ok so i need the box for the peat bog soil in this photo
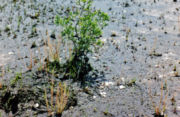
[0,0,180,117]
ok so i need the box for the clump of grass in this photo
[44,80,69,116]
[10,72,23,87]
[149,82,168,117]
[43,31,63,72]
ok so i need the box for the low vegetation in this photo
[55,0,109,81]
[0,0,109,116]
[0,0,178,117]
[44,80,69,116]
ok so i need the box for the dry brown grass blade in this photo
[56,82,60,113]
[158,82,164,113]
[162,84,168,114]
[155,107,160,116]
[60,83,64,113]
[0,82,2,89]
[149,88,157,113]
[51,79,54,109]
[44,86,51,116]
[0,66,4,89]
[47,36,53,60]
[43,37,48,57]
[27,50,33,70]
[37,47,44,71]
[17,49,27,69]
[54,39,61,61]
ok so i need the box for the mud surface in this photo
[0,0,180,117]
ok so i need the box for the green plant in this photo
[55,0,109,80]
[10,72,23,87]
[126,78,136,86]
[0,66,5,78]
[17,16,22,30]
[44,80,69,116]
[103,104,110,115]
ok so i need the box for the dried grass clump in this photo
[44,80,69,116]
[149,81,168,117]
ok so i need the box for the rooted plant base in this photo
[64,55,93,82]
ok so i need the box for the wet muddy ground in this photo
[0,0,180,117]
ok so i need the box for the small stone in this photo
[104,81,114,86]
[155,65,160,68]
[34,103,39,108]
[8,52,14,55]
[119,85,125,89]
[99,90,106,97]
[120,77,125,84]
[70,106,74,109]
[92,56,97,60]
[111,31,117,37]
[159,74,164,78]
[177,106,180,111]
